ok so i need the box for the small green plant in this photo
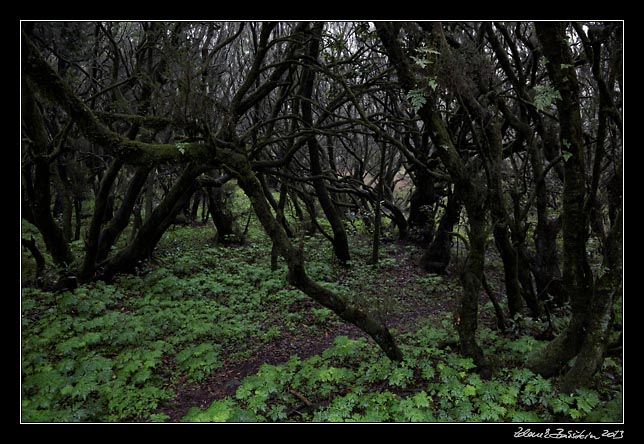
[182,320,620,423]
[533,84,561,111]
[406,89,427,113]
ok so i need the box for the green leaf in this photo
[427,79,438,90]
[463,384,477,397]
[411,56,429,68]
[568,408,582,419]
[175,142,187,155]
[406,89,427,113]
[412,391,431,408]
[562,150,573,162]
[533,84,561,111]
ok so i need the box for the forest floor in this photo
[21,220,622,423]
[155,237,461,421]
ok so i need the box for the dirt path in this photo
[154,243,462,422]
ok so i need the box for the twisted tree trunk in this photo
[526,23,622,392]
[226,153,403,361]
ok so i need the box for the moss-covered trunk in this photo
[79,158,124,280]
[96,165,151,262]
[100,164,204,280]
[207,186,239,245]
[456,202,487,367]
[21,81,74,268]
[227,154,403,361]
[526,23,621,391]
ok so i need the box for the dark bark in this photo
[229,155,403,362]
[526,23,620,391]
[300,22,351,264]
[79,157,125,280]
[207,186,239,245]
[54,161,73,242]
[371,142,387,265]
[21,81,73,268]
[385,201,408,241]
[259,173,293,238]
[100,164,205,280]
[493,225,525,317]
[377,21,488,367]
[531,144,563,304]
[408,169,437,245]
[481,273,506,331]
[420,189,461,274]
[73,196,83,241]
[97,165,151,262]
[276,181,293,238]
[291,187,317,236]
[189,190,202,223]
[22,237,46,279]
[515,240,542,317]
[457,204,487,367]
[144,169,155,223]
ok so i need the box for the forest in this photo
[20,21,623,423]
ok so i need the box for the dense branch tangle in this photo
[21,22,405,361]
[21,21,622,384]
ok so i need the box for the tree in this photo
[22,21,622,387]
[526,22,622,393]
[22,21,403,362]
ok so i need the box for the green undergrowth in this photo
[21,222,622,423]
[182,322,622,423]
[20,224,413,422]
[22,224,297,422]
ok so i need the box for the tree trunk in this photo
[384,200,408,241]
[22,236,46,280]
[526,23,615,391]
[144,169,155,222]
[300,22,351,264]
[493,225,525,317]
[420,189,461,274]
[100,164,204,280]
[73,195,83,241]
[530,144,563,304]
[96,165,151,262]
[259,173,293,237]
[207,186,239,245]
[79,157,124,280]
[54,161,73,242]
[21,82,73,268]
[515,239,542,317]
[227,152,403,361]
[457,202,487,367]
[408,169,437,246]
[376,21,488,368]
[189,189,202,224]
